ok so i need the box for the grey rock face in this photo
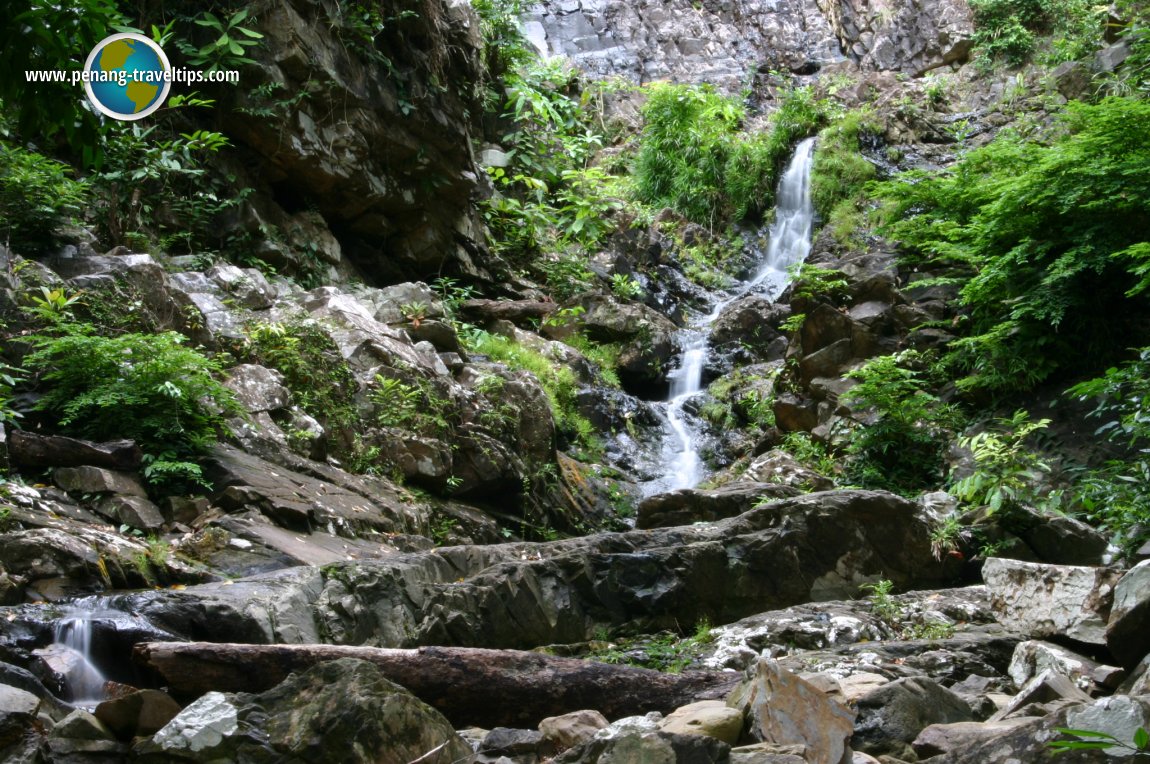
[529,0,843,87]
[852,676,973,757]
[127,490,955,649]
[982,557,1121,646]
[139,658,474,763]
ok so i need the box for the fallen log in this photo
[134,642,740,728]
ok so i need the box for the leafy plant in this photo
[0,143,87,252]
[789,263,850,302]
[843,351,963,494]
[861,578,901,623]
[810,109,882,223]
[1051,726,1150,756]
[875,98,1150,393]
[635,83,824,227]
[177,9,264,71]
[25,328,240,484]
[950,410,1051,513]
[610,273,643,300]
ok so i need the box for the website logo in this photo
[82,33,172,121]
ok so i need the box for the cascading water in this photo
[50,599,110,706]
[650,137,816,494]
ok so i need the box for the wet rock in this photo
[48,709,124,757]
[132,490,958,649]
[659,700,744,744]
[982,557,1121,645]
[730,658,856,764]
[53,466,147,497]
[773,393,819,432]
[219,0,490,284]
[852,676,973,757]
[94,689,182,740]
[579,295,679,393]
[95,495,165,532]
[7,431,142,471]
[636,482,797,529]
[529,0,841,89]
[997,504,1112,566]
[138,658,473,763]
[1107,559,1150,668]
[481,726,552,757]
[207,444,427,536]
[711,297,791,362]
[540,710,610,752]
[0,684,40,749]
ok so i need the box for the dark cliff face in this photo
[208,0,492,285]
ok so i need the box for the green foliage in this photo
[0,143,88,253]
[610,273,643,300]
[950,410,1052,513]
[861,578,900,622]
[930,514,969,560]
[238,320,358,443]
[90,121,242,253]
[470,0,532,78]
[635,83,824,227]
[176,9,264,71]
[810,110,881,245]
[369,373,454,437]
[463,327,598,452]
[875,98,1150,393]
[810,109,881,220]
[479,59,626,276]
[563,333,622,388]
[1051,726,1150,756]
[788,263,851,302]
[1066,349,1150,554]
[0,363,24,428]
[970,0,1103,66]
[590,620,716,673]
[843,351,963,494]
[0,0,127,157]
[779,432,838,478]
[25,328,239,482]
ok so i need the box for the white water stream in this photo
[651,137,816,494]
[51,599,110,707]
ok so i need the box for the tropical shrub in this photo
[876,97,1150,393]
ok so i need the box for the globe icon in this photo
[83,33,171,120]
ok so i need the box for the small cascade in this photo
[50,599,110,707]
[649,137,817,495]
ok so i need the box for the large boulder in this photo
[137,658,474,763]
[925,695,1150,763]
[851,676,973,757]
[729,659,856,764]
[982,558,1121,645]
[128,490,958,649]
[636,482,797,529]
[1107,560,1150,668]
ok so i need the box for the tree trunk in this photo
[134,642,740,728]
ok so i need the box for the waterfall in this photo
[51,600,109,706]
[650,137,817,494]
